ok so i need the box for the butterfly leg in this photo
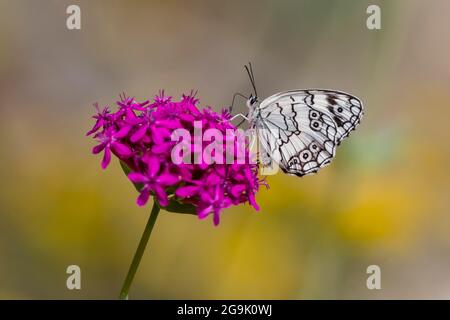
[230,113,249,122]
[229,92,247,113]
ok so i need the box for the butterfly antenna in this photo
[249,62,258,98]
[248,62,254,79]
[245,63,258,98]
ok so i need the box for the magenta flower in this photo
[198,185,233,226]
[127,155,179,207]
[91,127,132,169]
[87,92,266,225]
[86,103,111,136]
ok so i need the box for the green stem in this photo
[119,201,160,300]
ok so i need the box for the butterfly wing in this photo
[258,89,363,144]
[254,91,340,176]
[300,89,363,143]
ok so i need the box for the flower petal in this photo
[111,142,132,158]
[206,172,221,185]
[248,192,260,211]
[86,120,103,136]
[130,125,148,143]
[144,155,160,177]
[92,143,106,154]
[175,185,200,198]
[101,146,111,169]
[151,127,171,145]
[198,205,213,219]
[114,125,131,139]
[137,190,150,206]
[154,185,168,206]
[151,143,172,154]
[157,172,179,186]
[128,172,149,184]
[213,211,220,226]
[230,184,246,198]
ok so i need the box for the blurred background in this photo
[1,0,449,299]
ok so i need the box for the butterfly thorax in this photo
[247,99,261,128]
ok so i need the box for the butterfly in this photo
[229,63,363,177]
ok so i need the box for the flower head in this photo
[88,92,266,225]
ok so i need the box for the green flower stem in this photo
[119,201,160,300]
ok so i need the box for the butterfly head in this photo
[247,94,258,108]
[245,63,258,109]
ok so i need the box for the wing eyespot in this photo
[310,120,322,131]
[288,157,300,166]
[299,150,312,162]
[309,110,320,120]
[309,142,319,152]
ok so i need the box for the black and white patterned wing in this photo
[302,89,363,143]
[254,91,339,176]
